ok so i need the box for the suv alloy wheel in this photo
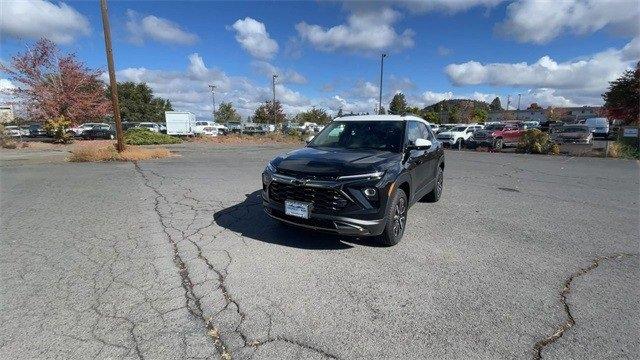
[379,189,408,246]
[493,138,503,151]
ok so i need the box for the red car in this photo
[468,123,526,151]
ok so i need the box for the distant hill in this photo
[422,99,490,113]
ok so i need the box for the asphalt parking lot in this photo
[1,143,638,359]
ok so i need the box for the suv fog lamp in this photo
[363,188,377,197]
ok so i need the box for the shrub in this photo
[44,116,74,143]
[2,139,18,149]
[609,140,640,159]
[124,128,181,145]
[517,129,557,154]
[68,145,172,162]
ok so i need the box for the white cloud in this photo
[497,0,640,44]
[251,61,307,84]
[352,81,380,98]
[230,18,279,60]
[437,46,452,56]
[0,79,16,92]
[421,91,455,105]
[445,37,639,94]
[109,54,312,119]
[0,0,90,44]
[126,10,198,45]
[397,0,505,13]
[295,8,414,53]
[523,89,577,107]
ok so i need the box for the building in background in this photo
[0,105,14,124]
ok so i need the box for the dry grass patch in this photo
[68,145,172,162]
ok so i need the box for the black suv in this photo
[262,115,444,245]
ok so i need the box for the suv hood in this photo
[272,147,400,177]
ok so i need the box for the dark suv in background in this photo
[262,115,445,245]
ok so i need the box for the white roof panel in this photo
[334,114,429,124]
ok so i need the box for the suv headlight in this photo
[265,162,277,173]
[263,162,276,186]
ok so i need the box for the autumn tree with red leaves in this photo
[602,61,640,125]
[0,38,110,123]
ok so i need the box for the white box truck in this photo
[165,111,196,135]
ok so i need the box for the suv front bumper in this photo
[261,171,390,236]
[263,201,386,236]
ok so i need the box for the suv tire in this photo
[422,166,443,203]
[455,138,463,150]
[493,138,504,152]
[378,188,408,246]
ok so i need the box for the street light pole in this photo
[517,93,521,110]
[272,74,278,125]
[99,0,124,152]
[208,84,216,123]
[378,53,387,115]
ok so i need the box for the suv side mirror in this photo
[408,138,432,150]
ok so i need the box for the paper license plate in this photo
[285,200,310,219]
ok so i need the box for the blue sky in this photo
[1,0,639,119]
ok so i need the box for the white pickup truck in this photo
[435,124,484,148]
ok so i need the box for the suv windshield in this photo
[452,126,467,132]
[309,121,405,152]
[485,124,504,130]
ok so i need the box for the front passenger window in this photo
[406,122,421,144]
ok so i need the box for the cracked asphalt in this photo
[1,143,638,359]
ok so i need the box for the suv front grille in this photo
[269,182,350,213]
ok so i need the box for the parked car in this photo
[436,123,457,134]
[581,117,609,138]
[193,121,224,136]
[3,125,22,137]
[523,121,540,129]
[137,122,161,133]
[427,123,440,133]
[243,124,267,135]
[539,120,564,133]
[19,125,31,136]
[468,122,526,150]
[82,124,115,140]
[552,125,593,144]
[262,115,444,245]
[28,123,47,137]
[436,124,483,148]
[121,122,139,131]
[225,122,244,133]
[68,122,107,136]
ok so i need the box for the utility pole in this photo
[208,84,216,123]
[99,0,124,152]
[272,74,278,125]
[378,53,387,115]
[517,93,522,110]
